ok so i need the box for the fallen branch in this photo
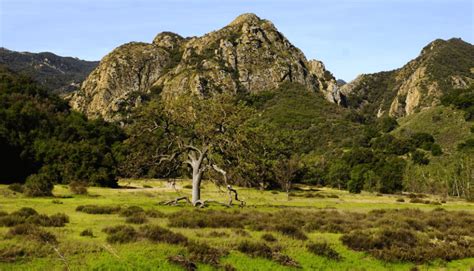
[160,196,191,206]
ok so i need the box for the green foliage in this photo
[377,116,399,133]
[409,132,435,150]
[348,165,368,193]
[411,150,430,165]
[24,173,54,197]
[430,143,443,156]
[0,67,124,187]
[457,138,474,151]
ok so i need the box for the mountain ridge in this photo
[70,13,343,121]
[341,38,474,118]
[0,47,99,95]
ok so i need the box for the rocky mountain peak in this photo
[70,13,342,121]
[341,38,473,118]
[152,32,185,50]
[228,13,262,26]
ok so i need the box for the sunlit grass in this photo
[0,179,472,270]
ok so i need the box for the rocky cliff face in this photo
[70,13,341,121]
[341,38,474,118]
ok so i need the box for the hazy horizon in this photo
[1,0,472,81]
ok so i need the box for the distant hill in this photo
[0,48,98,95]
[341,38,474,118]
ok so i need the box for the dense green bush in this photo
[307,242,342,261]
[0,67,124,187]
[24,174,54,197]
[411,151,430,165]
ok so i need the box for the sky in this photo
[0,0,472,81]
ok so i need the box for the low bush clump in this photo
[69,181,88,195]
[140,225,188,244]
[0,208,69,227]
[120,206,144,217]
[125,213,148,224]
[261,233,277,242]
[237,240,273,259]
[237,240,299,267]
[341,227,473,263]
[103,225,138,243]
[274,224,308,240]
[8,183,24,193]
[396,198,405,202]
[409,198,424,204]
[207,231,229,238]
[102,224,188,245]
[186,241,227,267]
[145,209,165,218]
[307,242,342,261]
[24,174,54,197]
[80,229,94,237]
[167,255,197,271]
[8,224,57,244]
[168,210,244,228]
[76,205,121,214]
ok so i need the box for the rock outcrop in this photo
[341,38,474,118]
[70,13,342,121]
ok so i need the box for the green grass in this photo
[0,179,473,270]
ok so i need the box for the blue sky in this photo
[1,0,472,81]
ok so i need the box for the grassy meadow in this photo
[0,179,473,271]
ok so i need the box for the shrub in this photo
[237,240,299,267]
[409,198,424,204]
[187,241,226,267]
[411,151,430,165]
[396,198,405,202]
[183,184,193,189]
[140,225,188,244]
[76,205,121,214]
[69,181,88,195]
[274,224,308,240]
[208,231,229,238]
[168,210,244,228]
[430,144,443,156]
[120,206,144,217]
[103,225,138,243]
[51,199,63,204]
[237,241,273,259]
[12,207,38,218]
[8,224,57,244]
[47,213,69,227]
[307,242,342,261]
[80,229,94,237]
[261,233,277,242]
[24,174,54,197]
[126,213,148,224]
[340,226,473,263]
[167,255,197,271]
[8,183,24,193]
[145,209,165,218]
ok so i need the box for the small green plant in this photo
[261,233,277,242]
[307,242,342,261]
[8,183,24,193]
[80,229,94,237]
[69,181,88,195]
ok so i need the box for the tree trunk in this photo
[191,168,203,204]
[186,147,207,206]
